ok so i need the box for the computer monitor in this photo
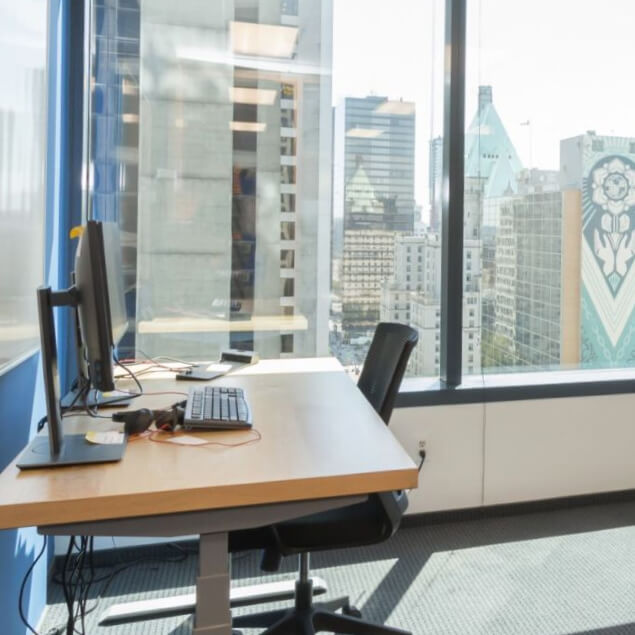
[61,221,130,409]
[17,220,127,469]
[75,220,117,392]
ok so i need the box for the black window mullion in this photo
[440,0,467,388]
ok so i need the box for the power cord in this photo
[19,534,47,635]
[44,539,192,635]
[418,448,426,472]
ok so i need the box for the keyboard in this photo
[183,386,252,430]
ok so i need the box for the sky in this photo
[331,0,635,213]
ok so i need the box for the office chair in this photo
[230,322,418,635]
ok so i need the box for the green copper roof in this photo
[465,86,523,198]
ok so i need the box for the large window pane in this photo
[0,3,46,371]
[88,0,441,375]
[466,0,635,374]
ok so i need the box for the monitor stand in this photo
[16,286,128,470]
[61,385,132,409]
[17,434,126,469]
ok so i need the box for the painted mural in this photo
[581,141,635,365]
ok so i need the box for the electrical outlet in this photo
[418,440,426,452]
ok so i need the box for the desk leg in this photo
[194,532,231,634]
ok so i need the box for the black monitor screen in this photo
[74,221,115,392]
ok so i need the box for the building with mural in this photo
[561,132,635,368]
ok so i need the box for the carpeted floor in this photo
[40,500,635,634]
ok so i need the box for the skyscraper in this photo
[331,96,416,360]
[485,169,562,369]
[380,234,481,376]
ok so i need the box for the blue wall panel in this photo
[0,356,47,635]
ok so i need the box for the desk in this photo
[0,358,418,634]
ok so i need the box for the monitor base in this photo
[17,434,126,470]
[61,387,132,410]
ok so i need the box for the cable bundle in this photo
[59,536,96,635]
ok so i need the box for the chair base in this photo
[233,579,411,635]
[99,577,327,625]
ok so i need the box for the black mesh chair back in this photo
[357,322,419,425]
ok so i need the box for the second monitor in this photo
[17,221,128,469]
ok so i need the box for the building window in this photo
[281,221,296,240]
[280,165,296,184]
[281,333,294,353]
[282,278,295,297]
[281,136,297,156]
[281,249,295,268]
[281,193,296,213]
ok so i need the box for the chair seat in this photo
[275,497,389,554]
[229,498,389,559]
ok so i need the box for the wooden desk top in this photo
[0,358,417,529]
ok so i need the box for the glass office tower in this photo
[331,96,416,364]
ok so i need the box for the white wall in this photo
[391,392,635,514]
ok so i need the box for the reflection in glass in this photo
[0,3,46,370]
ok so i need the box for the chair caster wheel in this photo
[343,605,362,619]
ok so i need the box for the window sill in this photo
[396,368,635,407]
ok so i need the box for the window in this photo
[281,250,295,269]
[280,333,294,353]
[466,0,635,380]
[281,137,296,156]
[281,193,296,213]
[280,165,296,185]
[84,0,633,403]
[281,221,296,240]
[0,3,47,371]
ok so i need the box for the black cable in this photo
[60,538,73,634]
[49,538,192,631]
[50,541,189,586]
[18,534,47,635]
[50,539,194,634]
[83,398,112,420]
[64,537,80,635]
[37,379,90,432]
[66,381,90,412]
[114,355,143,396]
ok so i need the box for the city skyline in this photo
[332,0,635,219]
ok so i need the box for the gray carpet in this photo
[40,500,635,634]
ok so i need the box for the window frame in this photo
[399,0,635,407]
